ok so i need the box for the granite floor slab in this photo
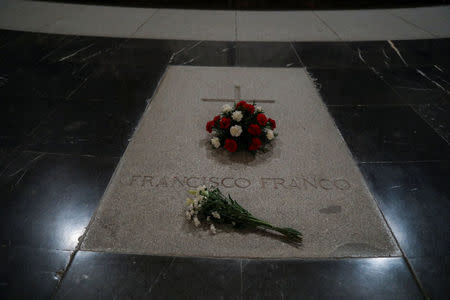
[134,9,236,41]
[315,9,432,41]
[391,6,450,38]
[0,1,449,41]
[46,6,155,37]
[82,66,399,258]
[236,11,339,41]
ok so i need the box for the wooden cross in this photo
[201,85,275,103]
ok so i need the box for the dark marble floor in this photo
[0,30,449,299]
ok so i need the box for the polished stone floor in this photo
[36,0,447,10]
[1,1,450,41]
[0,30,449,299]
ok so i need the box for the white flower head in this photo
[230,125,242,137]
[211,137,220,148]
[196,185,206,192]
[256,106,262,113]
[210,224,216,234]
[211,211,221,219]
[222,104,232,113]
[232,111,243,122]
[193,216,201,227]
[266,129,274,140]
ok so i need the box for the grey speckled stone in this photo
[82,66,400,258]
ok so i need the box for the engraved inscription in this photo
[126,175,351,191]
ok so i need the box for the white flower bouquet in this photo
[185,186,302,243]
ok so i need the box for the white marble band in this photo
[0,0,449,41]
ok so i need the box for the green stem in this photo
[246,216,302,241]
[206,188,302,242]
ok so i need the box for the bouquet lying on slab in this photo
[205,101,277,153]
[185,186,302,243]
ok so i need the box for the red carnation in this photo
[245,103,255,114]
[219,117,231,129]
[213,115,220,123]
[236,100,247,109]
[257,113,268,126]
[268,118,276,129]
[249,137,262,151]
[248,124,262,136]
[224,139,238,152]
[206,120,214,133]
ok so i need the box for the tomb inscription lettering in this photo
[126,174,351,191]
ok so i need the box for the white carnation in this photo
[230,125,242,137]
[256,106,262,112]
[210,224,216,234]
[266,129,274,140]
[193,216,201,227]
[196,185,207,194]
[232,111,243,122]
[211,137,220,148]
[222,104,232,113]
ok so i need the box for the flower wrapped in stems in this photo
[185,186,302,243]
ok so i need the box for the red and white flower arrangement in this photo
[205,101,277,153]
